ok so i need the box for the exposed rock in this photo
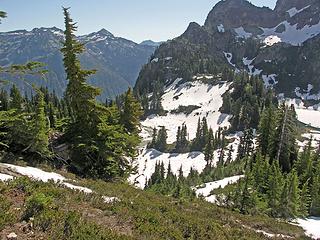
[6,232,17,240]
[135,0,320,105]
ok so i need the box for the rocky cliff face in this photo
[0,27,156,100]
[205,0,278,29]
[135,0,320,105]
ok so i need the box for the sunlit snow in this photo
[296,217,320,239]
[217,24,225,33]
[287,5,311,18]
[259,20,320,46]
[142,80,231,143]
[234,27,252,39]
[0,173,14,181]
[195,175,244,203]
[0,163,118,202]
[263,35,282,46]
[130,148,207,189]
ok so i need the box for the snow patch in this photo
[151,58,159,63]
[223,52,236,68]
[217,24,225,33]
[263,35,282,46]
[287,5,311,18]
[296,109,320,128]
[0,163,119,202]
[142,81,231,143]
[281,98,320,128]
[242,57,262,76]
[262,74,278,87]
[129,148,207,189]
[62,182,93,194]
[296,217,320,239]
[0,173,14,181]
[234,27,252,39]
[195,175,244,203]
[259,20,320,46]
[2,163,66,183]
[295,85,320,101]
[102,196,120,203]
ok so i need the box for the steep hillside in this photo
[0,27,156,100]
[135,0,320,106]
[0,163,309,239]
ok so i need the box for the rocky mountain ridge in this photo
[0,27,157,100]
[135,0,320,106]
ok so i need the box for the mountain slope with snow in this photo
[143,79,231,143]
[135,0,320,109]
[0,27,156,100]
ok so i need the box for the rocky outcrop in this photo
[135,0,320,103]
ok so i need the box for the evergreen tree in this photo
[178,165,184,182]
[29,90,50,156]
[239,174,258,215]
[120,88,143,134]
[299,181,311,217]
[149,81,164,115]
[191,117,209,151]
[310,162,320,216]
[225,145,234,166]
[287,170,300,217]
[61,7,99,123]
[61,8,138,180]
[279,178,290,218]
[0,90,9,111]
[9,84,23,110]
[148,127,158,149]
[0,11,6,23]
[204,128,214,165]
[267,161,283,217]
[156,126,167,152]
[257,107,275,156]
[269,104,298,172]
[296,138,314,184]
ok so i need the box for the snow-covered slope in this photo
[0,163,118,202]
[142,79,231,143]
[130,148,207,189]
[258,20,320,46]
[195,175,244,203]
[296,217,320,239]
[130,79,242,188]
[282,98,320,128]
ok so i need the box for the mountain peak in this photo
[96,28,114,37]
[205,0,276,29]
[140,40,162,47]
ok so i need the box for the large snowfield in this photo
[142,79,231,143]
[296,109,320,129]
[133,77,320,238]
[131,79,240,188]
[129,148,207,189]
[283,98,320,129]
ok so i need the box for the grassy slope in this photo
[0,169,309,240]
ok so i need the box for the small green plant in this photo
[23,192,53,220]
[0,195,14,231]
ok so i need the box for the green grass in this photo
[0,173,310,240]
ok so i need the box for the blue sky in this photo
[1,0,277,43]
